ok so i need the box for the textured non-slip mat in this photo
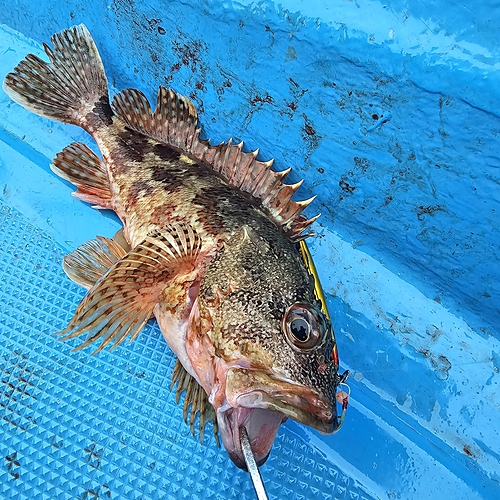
[0,200,374,500]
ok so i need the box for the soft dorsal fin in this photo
[57,223,201,354]
[51,142,113,209]
[111,86,318,240]
[112,86,198,152]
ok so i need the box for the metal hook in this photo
[240,427,269,500]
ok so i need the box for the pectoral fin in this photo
[58,223,201,354]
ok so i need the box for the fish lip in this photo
[225,368,338,434]
[234,390,336,433]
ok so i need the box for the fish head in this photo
[187,224,342,469]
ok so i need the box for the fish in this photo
[3,25,348,469]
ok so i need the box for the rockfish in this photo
[3,25,348,469]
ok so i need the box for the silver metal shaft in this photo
[240,427,269,500]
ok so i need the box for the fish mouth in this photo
[217,406,285,470]
[217,368,338,470]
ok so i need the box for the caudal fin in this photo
[3,24,111,130]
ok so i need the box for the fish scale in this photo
[3,23,347,472]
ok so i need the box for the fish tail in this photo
[3,24,111,131]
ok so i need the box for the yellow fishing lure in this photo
[298,240,350,429]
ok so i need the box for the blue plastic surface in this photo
[0,201,376,499]
[0,1,499,499]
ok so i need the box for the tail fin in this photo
[3,25,111,130]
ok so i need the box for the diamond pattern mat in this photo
[0,200,376,500]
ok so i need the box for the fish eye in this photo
[282,303,323,351]
[290,317,309,342]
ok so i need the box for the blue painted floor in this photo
[1,4,499,499]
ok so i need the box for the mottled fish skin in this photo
[89,116,277,248]
[3,24,344,470]
[196,228,337,406]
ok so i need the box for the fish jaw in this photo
[225,368,337,432]
[214,367,337,470]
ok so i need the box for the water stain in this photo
[463,445,474,457]
[285,45,298,62]
[426,324,443,342]
[1,350,40,432]
[339,178,356,194]
[4,452,20,480]
[416,205,445,221]
[301,113,321,160]
[84,442,102,470]
[419,349,452,380]
[81,484,111,499]
[282,78,308,119]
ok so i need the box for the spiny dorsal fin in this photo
[51,142,113,209]
[57,223,201,354]
[171,360,220,447]
[3,25,109,128]
[63,235,127,290]
[112,85,318,240]
[196,140,318,240]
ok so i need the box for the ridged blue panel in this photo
[0,200,376,500]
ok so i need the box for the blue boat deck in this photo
[1,1,499,498]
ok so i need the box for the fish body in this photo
[3,25,346,469]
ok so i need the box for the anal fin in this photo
[171,359,220,446]
[51,142,113,209]
[58,223,201,354]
